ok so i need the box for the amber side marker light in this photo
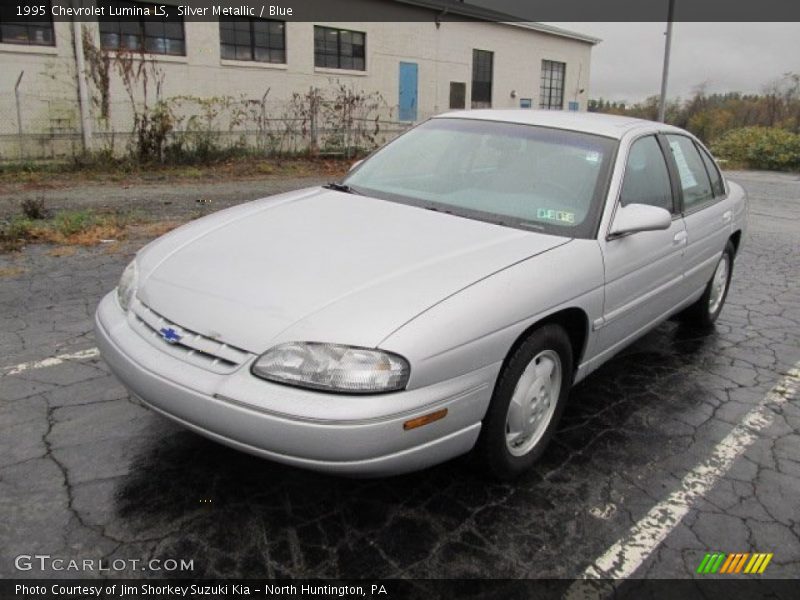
[403,408,448,430]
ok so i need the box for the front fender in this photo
[381,240,605,390]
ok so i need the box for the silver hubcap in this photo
[708,254,729,315]
[505,350,562,457]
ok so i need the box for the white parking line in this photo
[1,347,100,377]
[566,363,799,598]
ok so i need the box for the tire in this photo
[476,324,573,480]
[679,240,735,329]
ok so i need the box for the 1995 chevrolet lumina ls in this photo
[96,111,747,479]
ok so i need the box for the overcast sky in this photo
[545,22,800,103]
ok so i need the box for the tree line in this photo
[589,73,800,144]
[588,73,800,170]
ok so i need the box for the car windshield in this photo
[344,118,617,238]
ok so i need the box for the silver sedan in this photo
[95,110,747,479]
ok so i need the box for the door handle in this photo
[673,231,688,245]
[723,210,732,224]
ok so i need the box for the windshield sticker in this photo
[537,208,575,224]
[669,140,698,188]
[585,151,600,164]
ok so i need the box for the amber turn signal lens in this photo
[403,408,448,431]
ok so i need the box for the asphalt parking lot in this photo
[0,170,798,582]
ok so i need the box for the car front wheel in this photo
[477,324,573,480]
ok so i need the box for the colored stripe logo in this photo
[697,552,773,574]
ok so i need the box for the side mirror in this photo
[609,203,671,237]
[349,159,364,172]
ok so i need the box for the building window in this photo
[449,82,466,109]
[471,49,493,108]
[99,1,185,56]
[0,2,54,46]
[540,60,566,110]
[220,18,285,63]
[314,26,365,71]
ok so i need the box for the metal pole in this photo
[658,0,675,122]
[15,71,24,159]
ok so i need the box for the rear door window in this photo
[665,135,714,211]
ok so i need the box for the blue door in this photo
[398,62,418,122]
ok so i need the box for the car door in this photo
[663,134,733,299]
[597,134,687,353]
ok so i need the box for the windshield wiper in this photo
[324,182,362,195]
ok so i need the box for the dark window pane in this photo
[144,20,165,37]
[221,44,236,59]
[98,0,184,56]
[471,49,493,107]
[144,36,166,54]
[313,26,365,70]
[122,34,142,50]
[165,39,183,55]
[100,32,120,49]
[120,19,140,35]
[220,27,235,44]
[164,22,183,39]
[235,29,250,45]
[1,24,27,43]
[236,45,251,60]
[540,60,566,109]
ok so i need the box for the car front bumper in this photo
[95,292,499,476]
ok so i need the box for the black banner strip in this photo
[3,0,800,23]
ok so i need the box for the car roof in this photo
[435,109,687,140]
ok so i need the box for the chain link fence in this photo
[0,90,415,162]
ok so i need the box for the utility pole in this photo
[658,0,676,122]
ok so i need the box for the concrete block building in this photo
[0,0,598,158]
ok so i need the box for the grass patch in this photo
[48,246,78,257]
[0,266,26,277]
[53,210,96,236]
[1,206,184,253]
[0,217,36,252]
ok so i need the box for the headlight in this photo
[116,260,138,312]
[252,342,410,394]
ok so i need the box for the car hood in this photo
[136,188,570,354]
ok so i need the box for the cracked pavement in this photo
[0,170,798,580]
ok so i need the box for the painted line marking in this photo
[566,363,799,598]
[2,347,100,377]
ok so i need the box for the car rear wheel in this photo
[477,324,573,480]
[679,240,735,329]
